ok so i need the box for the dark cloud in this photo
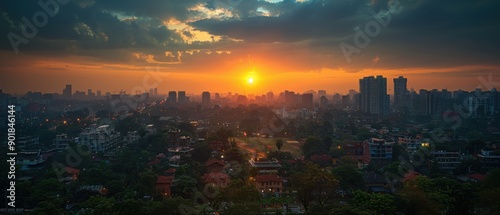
[92,0,201,21]
[192,0,364,42]
[192,0,500,71]
[0,0,499,74]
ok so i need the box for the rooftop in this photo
[255,174,282,183]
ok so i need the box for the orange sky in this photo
[1,0,499,96]
[0,50,495,96]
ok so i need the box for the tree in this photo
[214,180,261,212]
[223,203,262,215]
[332,164,364,191]
[477,169,500,214]
[315,121,334,138]
[115,116,142,136]
[149,197,194,215]
[329,205,371,215]
[322,136,334,152]
[396,177,443,215]
[302,136,327,159]
[223,147,246,164]
[208,128,234,148]
[173,174,199,198]
[115,199,148,215]
[78,196,117,215]
[32,178,65,203]
[134,170,157,196]
[351,190,397,215]
[275,139,284,151]
[32,199,66,215]
[191,142,213,163]
[291,162,339,211]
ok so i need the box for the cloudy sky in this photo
[0,0,499,95]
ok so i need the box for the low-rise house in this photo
[255,174,283,195]
[368,138,394,166]
[205,158,225,173]
[156,176,174,197]
[202,172,230,188]
[344,141,371,164]
[431,151,461,171]
[364,172,391,193]
[249,158,281,174]
[477,148,500,172]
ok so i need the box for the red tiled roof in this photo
[205,158,224,167]
[403,171,420,181]
[256,174,282,183]
[65,167,80,174]
[157,176,174,184]
[165,168,176,174]
[467,173,486,181]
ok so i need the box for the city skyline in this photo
[0,73,496,96]
[2,1,500,213]
[1,0,499,94]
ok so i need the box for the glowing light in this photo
[248,77,254,84]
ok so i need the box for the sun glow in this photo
[248,77,254,84]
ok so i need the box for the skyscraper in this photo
[63,84,72,97]
[318,90,327,101]
[202,91,211,104]
[393,76,408,109]
[320,95,328,107]
[301,93,313,109]
[266,91,274,102]
[359,76,389,115]
[178,91,186,103]
[168,91,177,103]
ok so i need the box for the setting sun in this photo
[248,77,254,84]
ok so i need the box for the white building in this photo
[55,133,74,150]
[124,131,140,144]
[78,124,121,152]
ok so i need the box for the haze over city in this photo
[1,0,499,94]
[2,0,500,214]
